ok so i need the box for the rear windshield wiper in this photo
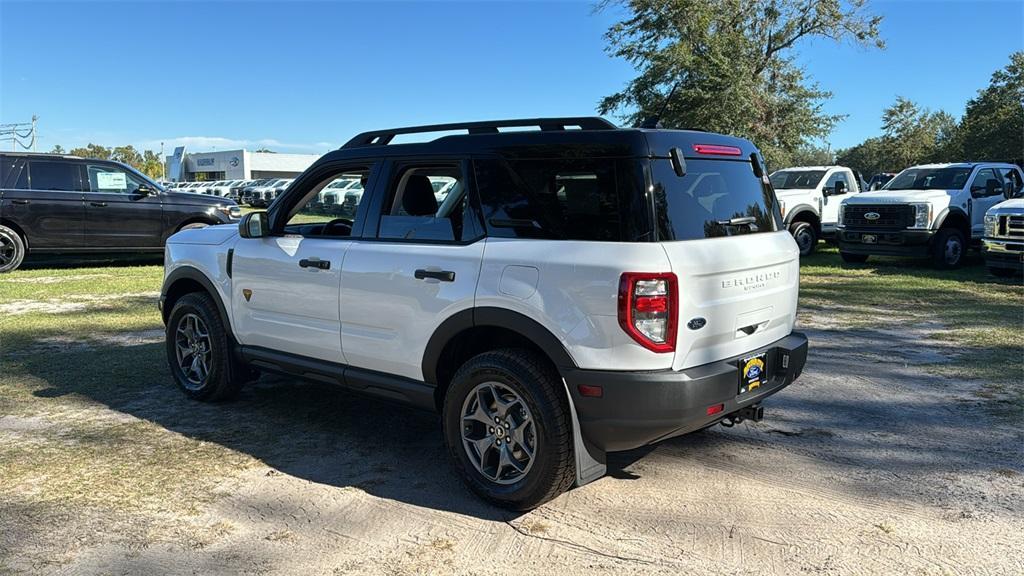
[715,216,759,231]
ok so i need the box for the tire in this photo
[442,349,575,511]
[178,222,210,232]
[931,228,965,269]
[789,221,818,256]
[840,251,869,264]
[165,292,246,401]
[988,266,1019,278]
[0,225,26,273]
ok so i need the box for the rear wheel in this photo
[789,221,817,256]
[443,349,575,510]
[932,228,965,269]
[0,225,25,273]
[840,251,869,264]
[165,292,246,401]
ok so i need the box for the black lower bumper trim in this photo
[837,228,934,257]
[563,333,809,453]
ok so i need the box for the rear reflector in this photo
[707,403,724,416]
[578,384,603,398]
[693,144,742,156]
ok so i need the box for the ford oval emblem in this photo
[864,212,881,220]
[687,317,707,330]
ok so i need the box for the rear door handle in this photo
[414,269,455,282]
[11,199,29,205]
[299,258,330,270]
[90,201,108,207]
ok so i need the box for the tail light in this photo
[618,272,678,353]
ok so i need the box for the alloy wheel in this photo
[460,381,537,485]
[174,313,212,389]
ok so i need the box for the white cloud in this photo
[138,136,336,154]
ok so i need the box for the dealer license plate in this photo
[738,352,768,395]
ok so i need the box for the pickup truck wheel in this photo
[932,228,965,269]
[840,252,869,264]
[0,225,26,273]
[443,349,575,511]
[165,292,243,401]
[789,221,817,256]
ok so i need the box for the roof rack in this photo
[341,117,617,148]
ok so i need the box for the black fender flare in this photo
[160,266,234,341]
[933,206,969,231]
[783,205,820,229]
[421,307,578,385]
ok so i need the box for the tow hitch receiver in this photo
[721,404,764,427]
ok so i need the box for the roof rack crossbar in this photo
[341,117,616,148]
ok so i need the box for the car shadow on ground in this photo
[18,254,163,270]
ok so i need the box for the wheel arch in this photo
[0,218,28,249]
[785,206,821,233]
[934,208,970,236]
[161,266,234,342]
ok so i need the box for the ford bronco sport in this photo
[837,162,1024,268]
[160,117,809,509]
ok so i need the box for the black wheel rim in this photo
[944,236,963,265]
[795,228,814,253]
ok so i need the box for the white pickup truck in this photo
[983,196,1024,277]
[769,166,864,255]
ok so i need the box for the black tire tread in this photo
[0,224,26,273]
[444,348,575,510]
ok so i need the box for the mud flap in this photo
[561,377,606,486]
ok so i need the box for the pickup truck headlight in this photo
[909,203,932,229]
[984,214,998,237]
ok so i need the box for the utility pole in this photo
[160,141,165,180]
[0,115,37,151]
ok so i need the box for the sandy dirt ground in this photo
[3,311,1022,576]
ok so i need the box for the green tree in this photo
[789,145,835,166]
[957,52,1024,163]
[598,0,884,168]
[49,144,65,154]
[68,143,112,160]
[139,150,164,180]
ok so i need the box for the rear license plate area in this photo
[738,352,768,395]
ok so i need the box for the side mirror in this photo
[137,184,157,196]
[985,179,1002,197]
[833,181,847,195]
[239,211,269,238]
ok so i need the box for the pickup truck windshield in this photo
[886,167,972,190]
[769,170,826,189]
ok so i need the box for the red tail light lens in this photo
[693,144,742,156]
[618,272,678,353]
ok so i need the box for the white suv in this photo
[769,165,864,255]
[159,117,809,509]
[838,162,1024,268]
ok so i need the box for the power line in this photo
[0,115,38,151]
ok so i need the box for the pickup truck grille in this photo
[997,215,1024,239]
[844,204,914,229]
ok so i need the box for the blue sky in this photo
[1,0,1020,156]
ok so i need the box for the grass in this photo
[0,246,1020,558]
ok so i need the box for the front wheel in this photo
[443,349,575,510]
[165,292,246,401]
[789,221,818,256]
[932,228,965,269]
[0,225,26,273]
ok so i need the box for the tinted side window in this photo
[653,158,778,241]
[970,168,1001,196]
[474,158,647,241]
[28,160,79,191]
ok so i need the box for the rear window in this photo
[653,158,778,241]
[474,158,648,241]
[769,170,825,189]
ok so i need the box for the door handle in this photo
[90,201,108,207]
[11,199,29,205]
[415,269,456,282]
[299,258,330,270]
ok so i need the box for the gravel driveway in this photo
[3,310,1022,576]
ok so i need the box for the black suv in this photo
[0,152,241,272]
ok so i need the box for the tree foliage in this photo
[838,53,1024,176]
[598,0,883,168]
[62,143,164,179]
[789,144,835,166]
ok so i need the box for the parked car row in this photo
[769,162,1024,272]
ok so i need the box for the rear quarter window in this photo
[652,158,779,241]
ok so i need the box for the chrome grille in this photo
[844,204,914,229]
[998,215,1024,239]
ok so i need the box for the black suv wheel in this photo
[789,221,817,256]
[165,292,246,401]
[0,225,25,273]
[443,349,575,510]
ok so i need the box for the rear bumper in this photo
[563,333,808,453]
[837,227,934,257]
[983,239,1024,269]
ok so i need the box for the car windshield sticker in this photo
[96,172,127,191]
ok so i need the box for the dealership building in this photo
[166,148,322,181]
